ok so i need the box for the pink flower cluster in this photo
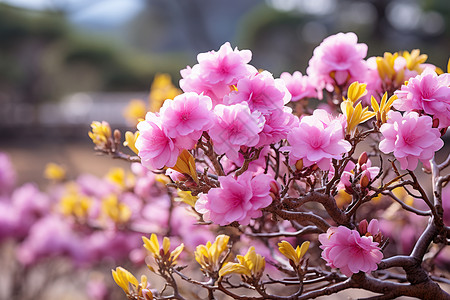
[284,109,350,170]
[319,220,383,277]
[195,172,274,225]
[379,111,444,170]
[136,92,214,170]
[138,42,301,171]
[280,71,318,101]
[209,103,264,161]
[394,68,450,129]
[307,32,368,93]
[180,42,257,106]
[224,71,290,113]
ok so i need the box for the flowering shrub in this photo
[88,32,450,300]
[1,31,449,300]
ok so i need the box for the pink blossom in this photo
[257,107,299,147]
[0,201,18,241]
[224,71,290,113]
[284,109,351,170]
[136,112,194,170]
[179,65,231,106]
[280,71,318,101]
[160,92,214,139]
[379,111,444,170]
[209,103,265,160]
[180,42,257,106]
[307,32,368,93]
[77,174,117,198]
[328,160,355,190]
[195,172,273,225]
[394,68,450,129]
[222,146,271,173]
[17,216,85,265]
[165,169,186,182]
[196,42,255,85]
[319,224,383,277]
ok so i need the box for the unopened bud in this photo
[142,289,154,300]
[295,159,304,171]
[358,152,368,166]
[372,232,382,244]
[360,172,370,188]
[114,129,121,142]
[432,117,440,128]
[359,219,368,235]
[270,181,280,195]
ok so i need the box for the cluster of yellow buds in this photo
[112,267,153,300]
[122,74,182,126]
[175,190,198,207]
[105,167,135,190]
[341,82,376,135]
[149,73,182,112]
[124,131,140,155]
[219,246,266,281]
[376,50,427,90]
[278,240,310,273]
[170,149,198,183]
[143,233,184,271]
[101,195,132,225]
[195,235,230,277]
[44,163,66,181]
[59,182,92,220]
[123,99,147,126]
[88,121,112,149]
[371,92,397,127]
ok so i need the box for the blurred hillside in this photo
[0,0,449,137]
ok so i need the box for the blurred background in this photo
[0,0,449,185]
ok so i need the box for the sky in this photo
[0,0,144,26]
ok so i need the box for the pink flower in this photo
[196,42,255,85]
[17,216,85,265]
[319,224,383,277]
[379,111,444,170]
[284,109,351,170]
[257,107,299,147]
[209,103,265,160]
[136,112,194,170]
[280,71,318,101]
[180,42,257,106]
[195,172,273,225]
[394,68,450,129]
[307,32,368,93]
[179,65,230,106]
[160,92,214,139]
[224,71,290,113]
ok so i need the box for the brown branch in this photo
[247,226,321,238]
[282,191,350,227]
[272,209,330,232]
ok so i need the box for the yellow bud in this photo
[44,163,66,181]
[123,131,140,155]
